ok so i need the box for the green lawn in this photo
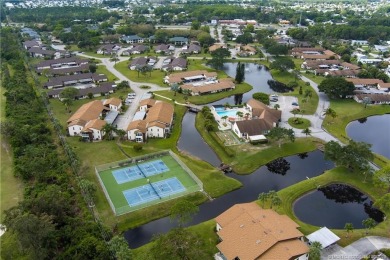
[275,166,390,247]
[323,99,390,143]
[133,219,219,259]
[116,60,167,86]
[288,117,311,129]
[302,72,326,85]
[49,97,241,229]
[323,99,390,168]
[196,112,321,174]
[155,82,252,105]
[97,154,201,216]
[0,84,24,221]
[270,70,319,115]
[96,65,118,82]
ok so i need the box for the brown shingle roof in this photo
[247,99,281,123]
[145,101,173,126]
[82,118,106,131]
[140,98,156,107]
[166,70,217,84]
[346,78,384,85]
[67,100,105,126]
[127,120,147,132]
[235,119,273,136]
[104,97,122,107]
[181,78,235,94]
[216,202,308,260]
[301,54,332,60]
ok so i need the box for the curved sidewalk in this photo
[321,236,390,260]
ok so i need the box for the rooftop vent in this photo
[256,240,261,244]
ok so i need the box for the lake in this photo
[293,184,385,229]
[346,114,390,158]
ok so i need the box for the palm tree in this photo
[115,129,127,141]
[323,108,337,123]
[258,192,268,207]
[309,241,323,260]
[221,115,228,122]
[362,218,376,235]
[344,223,354,238]
[236,111,244,120]
[291,108,299,118]
[274,104,280,110]
[304,89,313,99]
[62,98,72,113]
[102,123,115,141]
[302,128,311,136]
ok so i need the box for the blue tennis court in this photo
[112,160,169,184]
[123,177,186,207]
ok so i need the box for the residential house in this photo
[291,47,325,57]
[41,63,90,77]
[28,47,55,58]
[47,82,116,99]
[121,35,144,44]
[322,69,360,78]
[237,45,257,56]
[215,202,309,260]
[169,36,189,46]
[354,93,390,104]
[103,97,122,111]
[155,44,175,55]
[35,57,89,71]
[181,44,201,54]
[44,73,107,89]
[164,70,217,84]
[209,44,226,52]
[306,227,340,250]
[346,78,384,89]
[181,78,235,95]
[162,57,187,71]
[128,45,147,55]
[127,100,174,142]
[67,100,108,140]
[97,44,121,55]
[351,40,368,46]
[129,57,148,70]
[377,82,390,92]
[23,40,41,50]
[139,98,156,111]
[232,99,281,141]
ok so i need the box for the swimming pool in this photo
[216,109,238,118]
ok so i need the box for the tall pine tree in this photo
[235,62,245,83]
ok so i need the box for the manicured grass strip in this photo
[276,167,390,247]
[301,72,326,85]
[116,60,167,86]
[288,117,311,129]
[96,64,118,82]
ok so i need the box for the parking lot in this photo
[269,95,299,123]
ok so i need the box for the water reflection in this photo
[346,114,390,158]
[266,158,291,176]
[294,184,385,228]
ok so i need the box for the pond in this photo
[293,184,385,229]
[125,112,334,248]
[210,63,274,105]
[346,114,390,158]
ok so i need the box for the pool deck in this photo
[211,106,251,130]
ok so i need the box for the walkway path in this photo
[77,53,166,130]
[321,236,390,260]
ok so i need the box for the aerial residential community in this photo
[1,0,390,259]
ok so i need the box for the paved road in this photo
[78,53,166,130]
[321,236,390,260]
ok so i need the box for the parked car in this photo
[270,98,278,102]
[292,102,299,106]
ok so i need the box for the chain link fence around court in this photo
[95,150,204,216]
